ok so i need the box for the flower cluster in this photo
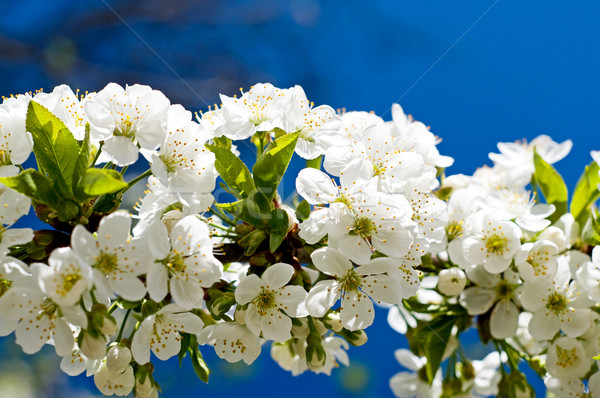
[1,81,600,398]
[386,134,600,397]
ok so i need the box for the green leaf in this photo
[26,101,80,197]
[306,155,322,170]
[295,200,311,222]
[72,125,92,188]
[189,342,210,383]
[571,161,600,226]
[584,209,600,245]
[0,169,58,206]
[532,149,567,223]
[269,208,289,252]
[207,144,255,199]
[407,315,455,384]
[76,169,128,199]
[252,132,299,200]
[238,229,267,256]
[218,190,272,229]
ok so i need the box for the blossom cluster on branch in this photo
[0,82,598,397]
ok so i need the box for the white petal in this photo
[305,280,341,317]
[260,308,292,342]
[235,274,262,305]
[295,168,338,204]
[131,317,154,364]
[97,211,131,251]
[262,263,294,289]
[104,136,139,166]
[146,262,168,303]
[310,247,353,277]
[340,291,374,331]
[490,300,519,339]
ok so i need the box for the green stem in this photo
[120,169,152,193]
[92,141,104,166]
[120,165,129,176]
[116,308,131,342]
[103,161,114,170]
[107,298,121,315]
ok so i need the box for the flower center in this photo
[114,115,136,139]
[341,269,362,292]
[495,279,514,300]
[95,251,119,274]
[165,252,186,273]
[446,221,464,241]
[62,271,82,293]
[485,234,507,255]
[38,298,58,320]
[546,292,567,315]
[555,344,579,368]
[351,217,376,238]
[254,288,277,314]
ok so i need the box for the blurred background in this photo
[0,0,598,396]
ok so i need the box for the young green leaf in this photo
[571,161,600,226]
[206,144,255,199]
[252,132,299,200]
[295,200,311,222]
[269,208,289,252]
[72,125,92,189]
[532,150,567,223]
[407,315,455,385]
[238,229,267,256]
[26,101,80,197]
[189,340,210,383]
[0,169,58,206]
[76,169,128,199]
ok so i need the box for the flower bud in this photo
[106,345,132,374]
[437,267,466,296]
[80,331,108,359]
[210,292,236,317]
[305,335,326,370]
[339,328,368,347]
[99,315,118,336]
[323,312,343,332]
[135,374,154,397]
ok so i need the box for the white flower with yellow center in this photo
[462,211,522,274]
[284,85,340,159]
[131,303,204,364]
[0,284,87,356]
[519,262,591,340]
[0,94,33,175]
[217,83,290,140]
[458,265,521,339]
[235,262,307,342]
[33,85,93,140]
[489,135,572,188]
[198,322,261,365]
[35,247,92,307]
[145,216,223,310]
[84,83,170,166]
[149,104,217,201]
[71,212,148,302]
[546,336,592,380]
[324,125,437,195]
[305,247,416,331]
[515,240,559,283]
